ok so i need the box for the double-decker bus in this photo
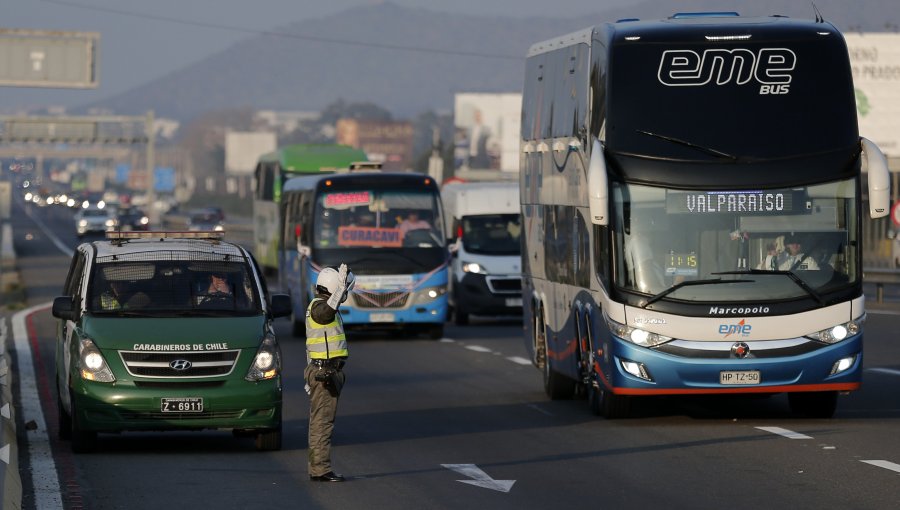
[253,144,367,271]
[520,12,891,418]
[279,171,449,338]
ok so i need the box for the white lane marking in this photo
[441,464,515,493]
[866,308,900,316]
[439,338,455,343]
[861,460,900,474]
[22,206,74,257]
[526,403,553,416]
[756,426,813,440]
[13,303,63,509]
[866,368,900,377]
[464,345,492,353]
[506,356,531,365]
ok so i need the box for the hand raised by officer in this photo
[337,263,348,286]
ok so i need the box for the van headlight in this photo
[806,316,864,344]
[461,262,486,274]
[605,315,672,348]
[413,285,447,304]
[245,334,281,381]
[78,338,116,382]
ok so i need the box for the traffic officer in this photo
[305,263,355,482]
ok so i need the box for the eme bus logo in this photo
[719,319,752,338]
[658,48,796,95]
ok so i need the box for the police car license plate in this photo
[505,297,523,307]
[370,313,395,323]
[719,371,761,385]
[161,397,203,413]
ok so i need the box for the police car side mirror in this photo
[51,296,77,321]
[269,293,292,318]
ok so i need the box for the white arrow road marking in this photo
[0,444,8,465]
[506,356,531,365]
[441,464,516,493]
[464,345,493,353]
[0,403,8,419]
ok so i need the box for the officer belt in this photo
[310,358,346,369]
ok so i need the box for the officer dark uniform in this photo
[305,264,354,482]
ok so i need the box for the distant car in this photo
[187,210,225,232]
[116,206,150,231]
[74,206,117,237]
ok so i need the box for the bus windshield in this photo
[314,189,446,250]
[612,177,859,302]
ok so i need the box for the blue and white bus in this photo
[279,171,449,338]
[520,12,891,418]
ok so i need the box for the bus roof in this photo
[258,144,368,173]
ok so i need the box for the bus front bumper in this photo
[600,334,862,395]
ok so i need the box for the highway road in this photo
[9,201,900,510]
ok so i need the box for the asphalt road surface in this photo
[10,201,900,510]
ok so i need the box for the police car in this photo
[51,231,291,452]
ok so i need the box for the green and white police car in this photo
[51,231,291,452]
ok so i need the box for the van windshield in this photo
[462,213,521,255]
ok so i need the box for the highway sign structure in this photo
[0,28,99,88]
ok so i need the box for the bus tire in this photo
[428,324,444,340]
[454,309,469,325]
[788,391,837,418]
[536,309,575,399]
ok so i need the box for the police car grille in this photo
[119,350,240,378]
[351,290,409,309]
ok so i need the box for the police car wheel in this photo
[255,423,282,451]
[57,391,72,440]
[69,391,98,453]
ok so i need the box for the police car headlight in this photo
[78,338,116,382]
[605,315,672,348]
[78,219,88,228]
[462,261,486,274]
[246,334,281,381]
[806,316,864,344]
[413,285,447,304]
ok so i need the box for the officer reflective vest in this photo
[305,298,349,359]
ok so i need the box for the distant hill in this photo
[80,0,900,122]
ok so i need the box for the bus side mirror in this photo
[862,137,890,219]
[588,139,609,226]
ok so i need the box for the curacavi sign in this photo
[658,48,796,94]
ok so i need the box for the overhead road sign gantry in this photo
[0,28,99,88]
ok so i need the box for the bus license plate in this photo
[161,397,203,413]
[505,297,523,307]
[720,371,760,385]
[370,313,395,323]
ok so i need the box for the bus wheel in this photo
[427,324,444,340]
[591,384,630,419]
[788,391,837,418]
[537,311,575,399]
[454,309,469,325]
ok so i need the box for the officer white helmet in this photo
[316,267,341,295]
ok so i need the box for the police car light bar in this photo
[105,231,226,240]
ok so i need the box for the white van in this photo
[441,180,522,324]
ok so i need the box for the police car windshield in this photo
[87,260,261,315]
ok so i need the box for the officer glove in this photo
[326,282,347,310]
[337,263,349,286]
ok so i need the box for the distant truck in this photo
[441,180,522,324]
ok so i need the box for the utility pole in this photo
[145,111,157,224]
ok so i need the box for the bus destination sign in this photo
[666,189,805,215]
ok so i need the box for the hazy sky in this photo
[2,0,632,112]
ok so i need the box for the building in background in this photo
[845,33,900,159]
[224,131,277,198]
[335,119,413,171]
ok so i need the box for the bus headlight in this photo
[806,316,864,344]
[605,315,672,348]
[78,338,116,382]
[245,334,281,381]
[413,285,446,304]
[461,262,486,274]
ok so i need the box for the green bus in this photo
[253,144,368,271]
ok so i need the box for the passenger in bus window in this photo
[757,241,782,270]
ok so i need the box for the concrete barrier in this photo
[0,221,23,510]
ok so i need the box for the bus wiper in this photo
[643,277,753,308]
[636,130,738,161]
[714,269,825,306]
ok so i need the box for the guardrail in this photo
[863,267,900,304]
